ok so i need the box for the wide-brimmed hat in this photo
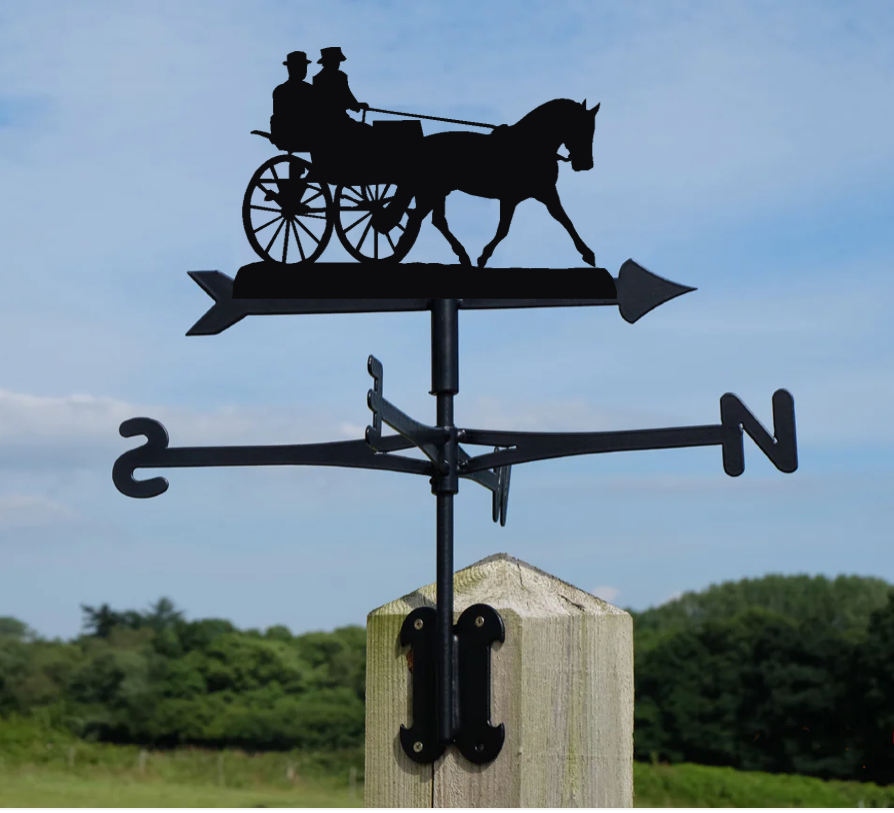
[318,47,346,64]
[283,51,312,66]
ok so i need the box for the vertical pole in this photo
[431,298,460,747]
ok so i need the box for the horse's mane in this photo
[513,98,581,130]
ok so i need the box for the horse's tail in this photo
[373,184,415,233]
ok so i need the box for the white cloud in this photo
[592,585,620,602]
[0,388,363,473]
[0,494,79,529]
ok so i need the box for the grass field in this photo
[0,769,360,807]
[2,735,894,807]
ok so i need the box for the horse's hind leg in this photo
[478,198,519,268]
[431,195,472,265]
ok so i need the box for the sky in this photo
[0,0,892,641]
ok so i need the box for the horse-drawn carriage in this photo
[243,96,602,269]
[243,116,423,265]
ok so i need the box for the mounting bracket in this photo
[399,603,505,765]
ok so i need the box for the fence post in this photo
[365,553,634,807]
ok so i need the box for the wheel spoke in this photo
[340,188,364,205]
[385,230,396,252]
[254,214,283,234]
[356,217,373,252]
[265,218,286,253]
[380,183,391,200]
[295,217,321,244]
[282,215,290,262]
[270,164,280,182]
[291,220,306,261]
[395,221,406,233]
[343,211,372,235]
[301,189,324,205]
[251,204,281,213]
[374,227,379,258]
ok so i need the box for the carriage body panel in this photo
[310,119,423,186]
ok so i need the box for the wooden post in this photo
[365,553,634,807]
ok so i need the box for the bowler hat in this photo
[318,47,346,64]
[283,51,312,66]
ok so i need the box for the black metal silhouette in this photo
[242,49,601,270]
[186,259,694,333]
[114,276,797,764]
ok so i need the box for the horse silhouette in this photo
[376,98,601,267]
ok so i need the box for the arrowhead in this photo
[615,260,696,324]
[186,271,246,335]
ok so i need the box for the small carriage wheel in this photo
[333,183,420,263]
[242,155,333,265]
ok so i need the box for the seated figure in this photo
[271,50,317,152]
[311,47,379,164]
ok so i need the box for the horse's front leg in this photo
[478,198,519,268]
[535,186,595,267]
[431,195,472,265]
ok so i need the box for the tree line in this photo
[2,574,894,785]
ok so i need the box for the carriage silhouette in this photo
[244,97,602,268]
[244,113,424,265]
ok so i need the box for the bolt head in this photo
[414,618,424,630]
[475,615,485,627]
[413,741,424,753]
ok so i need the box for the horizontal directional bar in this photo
[459,424,727,472]
[113,418,433,499]
[113,417,509,502]
[459,390,797,478]
[186,260,695,335]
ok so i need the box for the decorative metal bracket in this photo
[400,604,505,765]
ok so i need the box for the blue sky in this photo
[0,0,892,641]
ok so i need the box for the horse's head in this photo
[565,99,600,171]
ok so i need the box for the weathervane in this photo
[113,48,798,767]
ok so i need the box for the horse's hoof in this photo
[477,256,488,268]
[581,249,596,267]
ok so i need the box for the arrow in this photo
[185,260,695,335]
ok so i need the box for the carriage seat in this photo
[254,117,313,154]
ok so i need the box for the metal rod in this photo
[431,299,460,746]
[366,106,498,130]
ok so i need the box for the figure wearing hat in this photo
[270,51,317,150]
[312,47,369,131]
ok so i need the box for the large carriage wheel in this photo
[242,155,333,265]
[333,183,420,263]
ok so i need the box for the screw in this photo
[414,619,424,630]
[413,742,423,753]
[475,616,485,627]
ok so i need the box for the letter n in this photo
[719,390,798,476]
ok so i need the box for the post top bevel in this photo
[369,552,629,620]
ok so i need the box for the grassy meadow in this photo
[2,736,894,807]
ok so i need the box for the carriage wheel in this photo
[242,155,333,265]
[333,183,420,263]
